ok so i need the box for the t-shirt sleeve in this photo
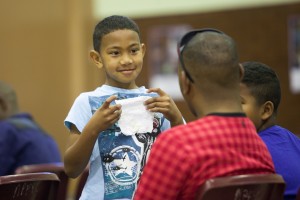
[160,117,186,132]
[160,117,171,132]
[64,94,92,133]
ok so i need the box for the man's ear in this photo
[89,50,103,69]
[261,101,274,120]
[180,70,191,95]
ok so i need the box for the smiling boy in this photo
[63,15,183,200]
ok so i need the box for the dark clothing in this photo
[0,113,61,175]
[259,125,300,200]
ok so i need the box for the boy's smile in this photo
[119,69,135,76]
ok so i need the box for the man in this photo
[134,29,275,200]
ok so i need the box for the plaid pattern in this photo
[133,114,275,200]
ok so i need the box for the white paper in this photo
[115,96,154,136]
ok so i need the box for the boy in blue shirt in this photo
[64,15,183,200]
[240,61,300,200]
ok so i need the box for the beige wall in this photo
[0,0,101,156]
[93,0,300,18]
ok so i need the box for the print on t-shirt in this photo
[89,93,164,200]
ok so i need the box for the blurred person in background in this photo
[0,80,61,175]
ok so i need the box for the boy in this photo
[63,15,183,200]
[240,61,300,200]
[134,29,274,200]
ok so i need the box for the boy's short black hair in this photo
[93,15,141,52]
[241,61,281,114]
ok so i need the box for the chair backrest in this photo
[74,167,89,200]
[15,162,69,200]
[196,174,286,200]
[0,172,59,200]
[297,187,300,200]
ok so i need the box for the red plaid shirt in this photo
[133,114,275,200]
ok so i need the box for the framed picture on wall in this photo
[288,15,300,94]
[147,24,192,100]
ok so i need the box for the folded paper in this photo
[115,96,154,136]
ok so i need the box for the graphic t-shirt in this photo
[65,85,170,200]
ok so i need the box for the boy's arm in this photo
[63,125,96,178]
[64,95,121,178]
[144,88,184,127]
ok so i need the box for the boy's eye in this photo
[131,48,139,54]
[109,51,120,56]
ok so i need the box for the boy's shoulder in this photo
[75,85,161,104]
[76,85,114,99]
[86,85,151,97]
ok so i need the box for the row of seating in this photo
[0,164,299,200]
[196,174,286,200]
[0,162,88,200]
[0,172,59,200]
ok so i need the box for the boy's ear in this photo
[260,101,274,120]
[89,50,103,69]
[141,43,146,57]
[239,63,245,81]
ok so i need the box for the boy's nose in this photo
[120,54,133,65]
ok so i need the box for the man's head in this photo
[93,15,141,52]
[0,81,19,120]
[240,61,281,131]
[177,29,242,116]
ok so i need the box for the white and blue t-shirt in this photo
[65,85,170,200]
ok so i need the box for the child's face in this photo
[240,83,263,131]
[99,29,145,89]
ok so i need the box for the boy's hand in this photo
[145,88,183,127]
[85,95,121,135]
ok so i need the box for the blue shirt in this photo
[0,113,61,175]
[65,85,171,200]
[259,125,300,200]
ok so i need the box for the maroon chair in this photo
[196,174,286,200]
[15,162,69,200]
[0,172,59,200]
[297,187,300,200]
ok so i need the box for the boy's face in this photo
[99,29,145,89]
[240,83,263,131]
